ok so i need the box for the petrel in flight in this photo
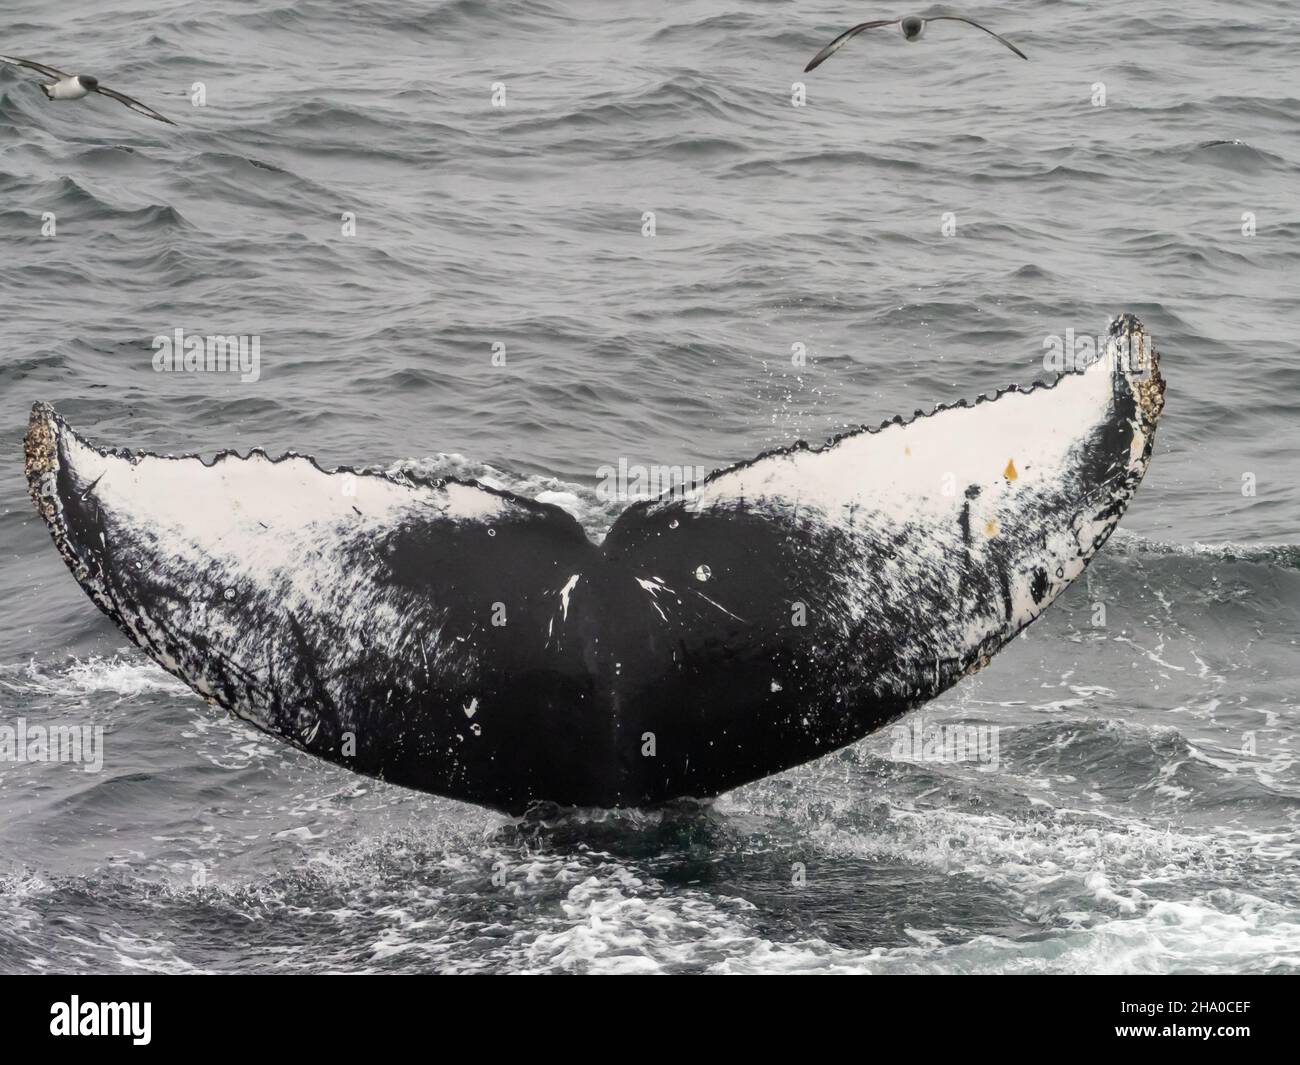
[0,54,177,124]
[805,14,1028,71]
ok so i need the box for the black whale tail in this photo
[25,315,1164,813]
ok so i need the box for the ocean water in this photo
[1,0,1298,973]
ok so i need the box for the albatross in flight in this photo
[0,54,177,124]
[805,14,1028,71]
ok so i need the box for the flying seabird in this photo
[805,14,1028,71]
[0,55,177,124]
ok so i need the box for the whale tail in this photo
[25,315,1163,813]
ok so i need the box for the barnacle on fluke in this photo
[25,315,1163,814]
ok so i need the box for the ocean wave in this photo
[1107,531,1300,569]
[0,655,190,698]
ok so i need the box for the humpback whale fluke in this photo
[25,316,1164,814]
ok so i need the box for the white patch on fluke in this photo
[36,428,533,738]
[558,574,580,621]
[641,322,1161,701]
[636,576,671,623]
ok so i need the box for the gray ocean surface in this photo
[1,0,1298,973]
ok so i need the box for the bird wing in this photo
[0,54,72,80]
[804,20,898,72]
[94,84,179,125]
[929,16,1029,59]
